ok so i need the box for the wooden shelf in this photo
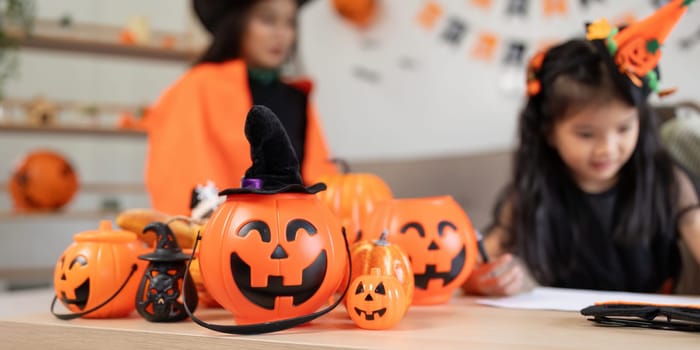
[19,33,199,62]
[0,210,120,221]
[0,122,145,137]
[0,182,146,194]
[1,97,141,115]
[9,20,203,63]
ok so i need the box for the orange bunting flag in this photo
[542,0,568,17]
[471,32,500,61]
[471,0,493,10]
[613,11,637,26]
[417,1,443,30]
[536,38,559,51]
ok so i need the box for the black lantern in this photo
[136,222,198,322]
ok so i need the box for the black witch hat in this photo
[139,222,191,262]
[193,0,310,34]
[220,105,325,196]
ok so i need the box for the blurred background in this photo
[0,0,698,291]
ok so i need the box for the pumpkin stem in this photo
[374,230,390,246]
[98,220,113,231]
[370,267,382,276]
[330,158,351,173]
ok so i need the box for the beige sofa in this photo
[351,150,512,230]
[352,148,699,295]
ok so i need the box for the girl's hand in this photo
[462,254,525,296]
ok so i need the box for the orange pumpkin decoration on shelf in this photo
[333,0,377,27]
[316,159,393,243]
[52,220,148,319]
[347,230,413,310]
[8,150,79,211]
[194,106,349,330]
[363,196,478,305]
[347,268,407,330]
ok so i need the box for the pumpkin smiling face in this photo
[615,37,660,77]
[200,193,348,324]
[364,196,477,305]
[229,218,328,309]
[55,254,90,310]
[53,221,146,318]
[347,268,406,329]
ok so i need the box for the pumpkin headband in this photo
[527,0,693,103]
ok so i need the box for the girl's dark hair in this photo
[509,39,679,287]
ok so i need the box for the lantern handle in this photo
[182,228,353,335]
[50,264,138,320]
[329,158,351,174]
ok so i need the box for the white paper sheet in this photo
[475,287,700,312]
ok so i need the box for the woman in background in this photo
[145,0,337,215]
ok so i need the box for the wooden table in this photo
[1,290,697,350]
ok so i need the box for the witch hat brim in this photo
[193,0,310,34]
[219,105,326,196]
[139,222,191,262]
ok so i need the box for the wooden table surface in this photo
[1,290,697,350]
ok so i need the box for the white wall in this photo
[1,0,195,212]
[0,1,196,278]
[299,0,700,161]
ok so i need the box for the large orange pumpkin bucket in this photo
[182,105,351,334]
[363,195,478,305]
[51,220,148,319]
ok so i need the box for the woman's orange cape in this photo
[143,60,337,215]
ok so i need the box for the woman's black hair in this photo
[196,0,257,64]
[195,0,302,65]
[508,38,680,288]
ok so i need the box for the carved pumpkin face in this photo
[363,196,477,305]
[8,150,78,211]
[347,232,413,311]
[347,268,406,330]
[316,171,392,243]
[199,193,347,324]
[615,37,661,78]
[53,221,147,318]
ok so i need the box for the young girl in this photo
[144,0,337,215]
[463,1,700,295]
